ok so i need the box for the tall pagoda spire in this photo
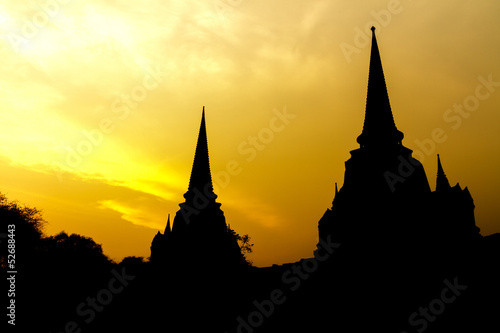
[357,27,404,148]
[184,107,215,200]
[436,154,451,191]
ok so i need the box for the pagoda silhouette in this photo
[318,26,481,260]
[253,27,500,333]
[150,107,245,270]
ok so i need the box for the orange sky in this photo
[1,1,500,266]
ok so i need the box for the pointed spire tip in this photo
[185,107,215,198]
[356,24,403,148]
[436,154,451,191]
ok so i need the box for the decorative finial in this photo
[371,26,376,32]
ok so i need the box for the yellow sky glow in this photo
[1,1,500,266]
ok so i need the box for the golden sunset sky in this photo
[1,0,500,266]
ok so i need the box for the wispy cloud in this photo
[98,198,165,230]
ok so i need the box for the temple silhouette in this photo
[7,24,500,333]
[318,27,481,260]
[73,27,500,333]
[139,27,499,333]
[150,108,245,270]
[298,26,497,332]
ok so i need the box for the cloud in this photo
[98,198,165,230]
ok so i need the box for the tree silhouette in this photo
[0,193,45,235]
[0,192,45,269]
[44,231,110,264]
[227,225,254,265]
[0,192,117,331]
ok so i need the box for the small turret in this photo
[164,214,171,235]
[436,154,451,192]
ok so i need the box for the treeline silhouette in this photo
[0,192,255,332]
[0,193,116,331]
